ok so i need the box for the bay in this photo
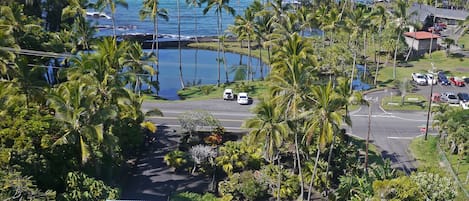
[90,0,255,37]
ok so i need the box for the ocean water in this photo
[87,0,264,100]
[90,0,255,37]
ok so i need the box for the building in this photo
[409,4,469,26]
[404,31,440,57]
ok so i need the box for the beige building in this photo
[404,31,440,57]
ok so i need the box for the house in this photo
[403,31,440,56]
[409,4,469,26]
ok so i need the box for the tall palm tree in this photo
[231,8,255,81]
[185,0,201,85]
[270,33,316,197]
[344,6,371,91]
[370,5,388,85]
[95,0,128,38]
[203,0,235,87]
[139,0,169,95]
[304,81,350,200]
[176,0,185,89]
[391,0,415,80]
[244,98,287,163]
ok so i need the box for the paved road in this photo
[123,92,432,199]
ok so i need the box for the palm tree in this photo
[203,0,235,87]
[48,81,107,164]
[176,0,185,89]
[370,5,388,85]
[391,0,415,80]
[244,98,287,163]
[269,33,316,197]
[185,0,201,85]
[139,0,169,94]
[304,81,350,200]
[95,0,129,38]
[231,8,255,81]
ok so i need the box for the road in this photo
[123,91,433,199]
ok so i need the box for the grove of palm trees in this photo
[1,0,468,200]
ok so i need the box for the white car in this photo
[461,102,469,110]
[223,88,235,100]
[237,92,249,105]
[412,73,427,85]
[425,73,437,85]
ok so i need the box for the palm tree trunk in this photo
[350,52,356,92]
[363,32,367,79]
[294,131,304,199]
[365,102,372,174]
[325,130,337,193]
[276,154,281,201]
[259,40,264,80]
[248,34,252,81]
[216,12,222,87]
[194,8,199,85]
[392,29,402,80]
[177,0,185,89]
[223,38,229,83]
[307,144,321,201]
[405,32,416,61]
[374,26,382,86]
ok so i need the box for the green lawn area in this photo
[457,33,469,51]
[176,81,269,101]
[410,136,469,201]
[381,93,428,111]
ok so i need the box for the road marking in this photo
[387,136,415,140]
[148,116,245,122]
[351,114,427,122]
[156,124,247,130]
[151,110,255,117]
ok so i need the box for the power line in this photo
[0,46,72,58]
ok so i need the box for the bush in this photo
[164,150,189,171]
[170,192,218,201]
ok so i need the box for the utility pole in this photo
[424,63,435,140]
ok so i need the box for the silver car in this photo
[441,92,459,105]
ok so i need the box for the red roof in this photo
[404,31,440,40]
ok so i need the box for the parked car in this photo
[223,88,235,100]
[463,77,469,84]
[431,92,441,103]
[450,77,465,87]
[441,92,459,105]
[437,72,451,85]
[459,92,469,109]
[425,73,437,85]
[411,73,427,85]
[237,92,249,105]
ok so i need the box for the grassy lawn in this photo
[381,93,428,111]
[176,81,269,100]
[410,136,469,200]
[443,146,469,191]
[351,136,384,166]
[457,33,469,51]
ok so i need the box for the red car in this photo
[450,77,465,87]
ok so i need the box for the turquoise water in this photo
[90,0,254,37]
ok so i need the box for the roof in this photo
[404,31,440,40]
[409,4,469,22]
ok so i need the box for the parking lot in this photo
[414,81,469,99]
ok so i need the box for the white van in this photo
[223,89,235,100]
[237,92,249,105]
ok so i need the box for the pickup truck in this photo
[450,77,465,87]
[412,73,427,85]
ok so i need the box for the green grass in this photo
[457,33,469,51]
[176,81,269,101]
[350,136,384,166]
[381,93,428,111]
[410,136,469,201]
[443,146,469,191]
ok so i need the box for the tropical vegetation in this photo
[1,0,468,200]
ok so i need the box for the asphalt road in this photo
[123,91,434,199]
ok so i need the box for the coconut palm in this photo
[95,0,128,38]
[269,33,317,197]
[203,0,235,87]
[231,8,255,81]
[244,98,288,163]
[303,81,350,200]
[370,5,388,85]
[139,0,169,95]
[176,0,185,89]
[185,0,201,85]
[391,0,415,79]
